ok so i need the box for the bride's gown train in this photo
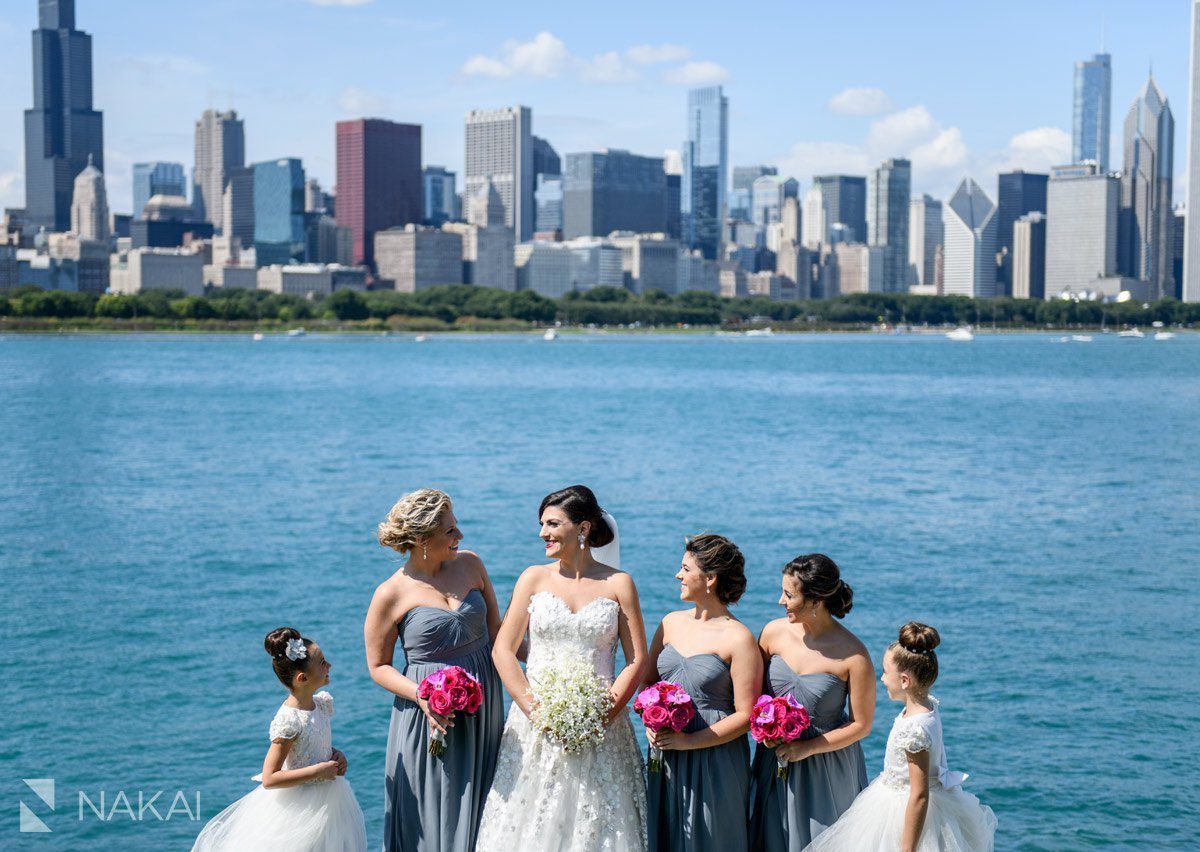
[476,590,647,852]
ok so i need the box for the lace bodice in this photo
[268,691,334,778]
[880,698,966,792]
[526,591,620,682]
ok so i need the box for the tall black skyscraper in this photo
[996,171,1048,296]
[24,0,104,232]
[813,175,867,244]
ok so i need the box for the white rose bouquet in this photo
[528,657,612,753]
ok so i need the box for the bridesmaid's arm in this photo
[608,574,649,722]
[781,650,876,762]
[363,584,420,703]
[653,628,761,751]
[641,620,666,689]
[492,568,537,717]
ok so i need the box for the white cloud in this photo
[461,55,511,78]
[336,86,390,115]
[308,0,373,6]
[504,31,571,77]
[626,44,691,65]
[827,87,892,117]
[993,127,1072,173]
[0,171,22,210]
[579,51,639,84]
[775,141,873,184]
[663,61,729,86]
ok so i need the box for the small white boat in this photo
[286,327,307,337]
[945,326,974,342]
[252,332,264,341]
[1154,331,1176,340]
[745,327,774,337]
[414,334,428,343]
[1117,328,1145,339]
[1071,334,1093,342]
[543,328,559,341]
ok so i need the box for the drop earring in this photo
[578,532,586,549]
[422,543,428,560]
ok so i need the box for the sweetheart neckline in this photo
[663,643,727,664]
[532,589,619,616]
[405,587,483,617]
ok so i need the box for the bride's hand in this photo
[604,690,623,726]
[416,696,454,734]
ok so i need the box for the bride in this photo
[476,485,648,851]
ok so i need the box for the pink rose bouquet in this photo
[417,666,484,757]
[750,693,811,778]
[633,681,696,772]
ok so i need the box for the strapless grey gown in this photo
[748,656,868,851]
[383,589,504,852]
[646,644,751,852]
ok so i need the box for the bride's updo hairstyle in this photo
[378,489,452,553]
[265,626,314,688]
[539,485,614,548]
[685,534,747,604]
[888,622,940,690]
[782,553,854,618]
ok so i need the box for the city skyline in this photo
[0,1,1193,217]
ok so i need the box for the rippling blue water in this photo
[3,332,1199,850]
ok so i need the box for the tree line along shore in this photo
[1,285,1196,332]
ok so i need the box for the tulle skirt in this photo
[192,777,367,852]
[804,777,996,852]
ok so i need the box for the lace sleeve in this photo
[896,720,932,754]
[269,708,302,742]
[314,691,334,716]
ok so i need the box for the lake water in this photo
[3,331,1198,850]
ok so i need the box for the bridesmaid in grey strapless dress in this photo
[748,657,869,851]
[647,644,751,852]
[384,589,504,852]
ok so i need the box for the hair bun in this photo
[898,621,940,654]
[264,626,301,658]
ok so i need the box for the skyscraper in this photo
[222,166,255,247]
[24,0,104,232]
[802,185,826,249]
[813,175,868,244]
[563,150,667,239]
[867,158,911,291]
[908,195,943,289]
[465,106,534,241]
[731,165,775,222]
[70,156,107,242]
[423,166,458,226]
[1046,162,1119,298]
[335,118,422,270]
[1184,0,1200,301]
[1012,212,1047,300]
[253,158,305,266]
[750,175,799,230]
[681,86,728,259]
[132,162,185,219]
[996,171,1048,295]
[943,178,998,298]
[1120,75,1175,300]
[535,175,564,234]
[1073,53,1112,170]
[532,136,561,181]
[193,109,245,232]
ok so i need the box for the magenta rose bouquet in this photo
[633,681,696,772]
[417,666,484,757]
[750,693,811,778]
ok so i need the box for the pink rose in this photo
[668,706,691,731]
[442,670,462,689]
[643,705,671,730]
[429,690,453,716]
[417,680,433,700]
[448,686,470,710]
[767,722,785,741]
[782,719,804,740]
[465,689,483,713]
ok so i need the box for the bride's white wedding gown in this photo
[476,590,647,851]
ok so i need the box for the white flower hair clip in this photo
[284,638,307,662]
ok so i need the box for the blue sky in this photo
[0,0,1193,215]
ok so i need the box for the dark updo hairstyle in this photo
[782,553,854,618]
[264,626,314,689]
[888,622,941,690]
[539,485,614,548]
[685,533,747,604]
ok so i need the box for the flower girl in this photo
[806,623,995,852]
[192,627,367,851]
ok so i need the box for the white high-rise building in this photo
[1045,163,1119,298]
[70,156,108,241]
[444,177,516,290]
[802,186,826,249]
[942,178,998,298]
[1184,0,1200,300]
[908,195,943,290]
[193,109,246,233]
[515,241,572,297]
[464,106,533,241]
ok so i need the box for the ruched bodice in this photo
[656,645,735,734]
[766,657,851,736]
[525,590,620,682]
[399,588,489,666]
